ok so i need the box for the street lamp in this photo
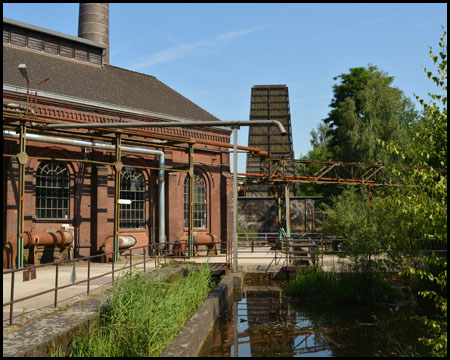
[18,64,30,116]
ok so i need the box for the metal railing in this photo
[4,235,444,326]
[3,241,231,326]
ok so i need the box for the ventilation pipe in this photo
[3,130,166,249]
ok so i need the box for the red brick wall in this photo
[3,133,232,262]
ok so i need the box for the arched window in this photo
[184,174,206,229]
[120,167,145,229]
[36,160,70,220]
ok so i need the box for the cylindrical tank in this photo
[78,3,110,64]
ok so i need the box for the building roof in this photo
[3,40,219,123]
[3,17,106,50]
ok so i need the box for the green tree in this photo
[317,29,446,356]
[324,65,418,164]
[395,29,447,357]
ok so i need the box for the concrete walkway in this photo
[3,257,157,332]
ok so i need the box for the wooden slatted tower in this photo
[245,85,297,197]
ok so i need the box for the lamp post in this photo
[18,64,30,117]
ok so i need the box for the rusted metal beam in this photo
[113,134,122,263]
[16,121,27,269]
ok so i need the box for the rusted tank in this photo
[173,233,218,257]
[100,235,137,263]
[3,230,73,269]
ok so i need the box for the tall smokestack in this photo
[78,3,109,65]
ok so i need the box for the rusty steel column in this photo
[188,144,194,257]
[16,121,28,268]
[285,183,291,238]
[232,126,238,271]
[113,134,122,263]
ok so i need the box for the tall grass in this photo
[286,265,404,306]
[66,264,213,357]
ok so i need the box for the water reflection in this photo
[199,281,429,357]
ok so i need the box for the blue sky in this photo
[3,3,447,173]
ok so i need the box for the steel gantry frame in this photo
[235,156,447,244]
[3,96,287,270]
[238,157,429,187]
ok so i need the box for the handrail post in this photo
[143,246,146,273]
[130,247,132,272]
[87,257,91,295]
[54,262,59,307]
[112,256,115,286]
[9,272,15,326]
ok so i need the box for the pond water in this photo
[199,278,431,357]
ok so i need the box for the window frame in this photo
[184,173,207,229]
[119,166,146,230]
[35,160,70,221]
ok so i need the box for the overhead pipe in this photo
[11,120,286,266]
[3,130,166,250]
[41,120,287,135]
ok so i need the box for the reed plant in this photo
[286,265,403,306]
[65,264,213,357]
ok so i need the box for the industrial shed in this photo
[2,8,235,266]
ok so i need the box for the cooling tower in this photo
[245,85,297,197]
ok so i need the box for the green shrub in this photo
[287,265,403,306]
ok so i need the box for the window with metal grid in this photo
[184,174,207,229]
[35,160,70,220]
[120,167,146,229]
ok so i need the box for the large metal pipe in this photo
[3,231,72,269]
[42,120,288,136]
[3,130,166,249]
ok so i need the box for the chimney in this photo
[78,3,110,65]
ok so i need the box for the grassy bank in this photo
[55,264,214,357]
[286,265,404,306]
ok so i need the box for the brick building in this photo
[3,8,235,265]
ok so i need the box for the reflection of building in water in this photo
[198,283,333,357]
[244,286,297,356]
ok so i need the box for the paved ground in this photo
[3,246,345,332]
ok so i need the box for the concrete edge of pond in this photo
[2,265,185,357]
[161,271,243,357]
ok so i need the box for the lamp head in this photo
[18,64,28,80]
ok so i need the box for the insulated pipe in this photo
[3,130,166,249]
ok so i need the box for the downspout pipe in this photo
[3,130,166,249]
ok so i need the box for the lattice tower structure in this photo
[246,85,297,197]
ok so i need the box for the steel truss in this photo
[237,157,446,187]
